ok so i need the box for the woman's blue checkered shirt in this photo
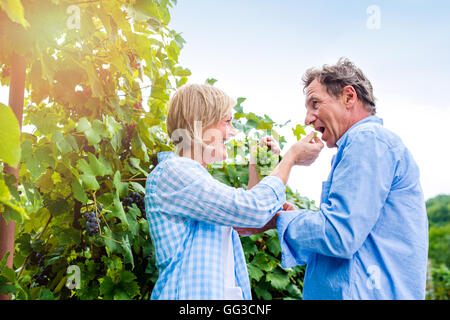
[145,152,286,299]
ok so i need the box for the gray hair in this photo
[302,58,376,115]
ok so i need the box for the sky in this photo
[1,1,449,203]
[167,0,450,203]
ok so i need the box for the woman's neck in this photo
[179,148,208,168]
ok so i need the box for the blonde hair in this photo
[166,83,235,153]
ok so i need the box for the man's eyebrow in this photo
[305,94,319,105]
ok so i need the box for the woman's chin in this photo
[221,144,228,160]
[214,144,228,162]
[202,144,228,164]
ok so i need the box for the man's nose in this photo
[305,111,315,126]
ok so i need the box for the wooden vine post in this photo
[0,53,26,300]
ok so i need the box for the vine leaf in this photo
[292,124,307,141]
[0,103,21,167]
[71,179,88,204]
[265,268,291,290]
[0,0,30,28]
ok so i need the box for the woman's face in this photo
[202,111,237,165]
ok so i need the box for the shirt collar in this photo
[336,115,383,148]
[157,151,176,163]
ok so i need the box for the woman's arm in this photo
[152,159,287,228]
[150,132,323,228]
[269,131,323,185]
[236,133,323,235]
[247,162,260,190]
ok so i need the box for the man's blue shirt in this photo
[277,116,428,299]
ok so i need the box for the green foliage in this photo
[0,0,315,300]
[0,103,21,167]
[0,0,29,28]
[428,224,450,267]
[426,264,450,300]
[426,194,450,227]
[205,78,217,86]
[0,0,181,300]
[426,194,450,266]
[0,252,28,298]
[425,194,450,299]
[292,124,306,141]
[0,102,26,223]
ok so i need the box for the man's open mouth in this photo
[316,126,325,135]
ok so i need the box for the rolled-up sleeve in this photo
[154,158,286,227]
[277,131,396,267]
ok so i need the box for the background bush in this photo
[426,194,450,300]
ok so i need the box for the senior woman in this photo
[145,83,323,300]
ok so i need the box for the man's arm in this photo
[277,131,395,267]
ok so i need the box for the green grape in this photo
[255,145,280,178]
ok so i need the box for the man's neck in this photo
[347,104,372,131]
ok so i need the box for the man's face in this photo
[304,79,349,148]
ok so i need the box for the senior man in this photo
[276,58,428,299]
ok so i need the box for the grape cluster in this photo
[84,211,99,236]
[32,264,51,286]
[29,251,45,267]
[119,122,136,160]
[33,266,51,286]
[122,192,146,217]
[29,250,51,286]
[252,145,281,177]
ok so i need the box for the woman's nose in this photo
[229,125,237,138]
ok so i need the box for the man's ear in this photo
[341,85,358,109]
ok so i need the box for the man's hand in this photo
[234,202,296,236]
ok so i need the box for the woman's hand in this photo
[234,212,281,236]
[248,136,281,189]
[250,136,281,165]
[260,136,280,155]
[282,201,296,211]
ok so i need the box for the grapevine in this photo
[0,0,317,301]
